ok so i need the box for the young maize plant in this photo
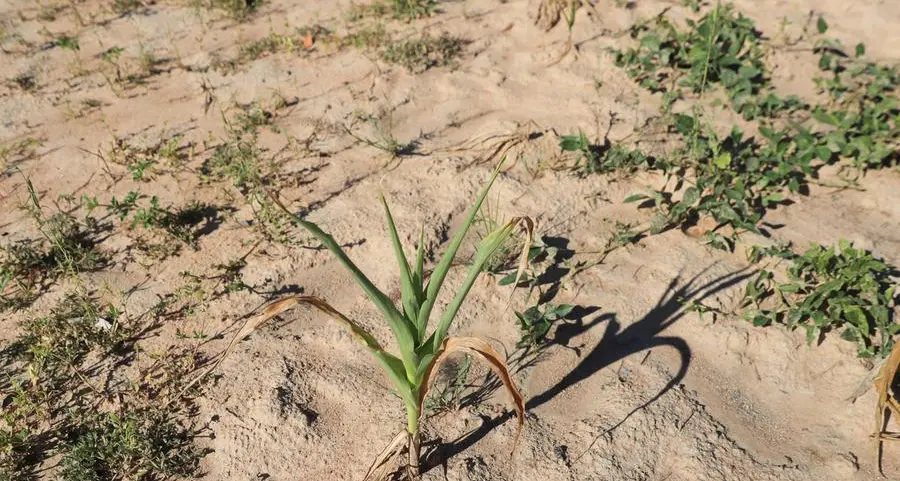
[213,165,531,479]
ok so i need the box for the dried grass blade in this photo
[175,295,386,403]
[875,341,900,474]
[363,430,407,481]
[418,337,525,452]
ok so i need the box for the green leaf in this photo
[776,283,800,293]
[417,165,503,341]
[681,187,700,206]
[816,16,828,34]
[372,351,415,407]
[428,217,528,351]
[623,193,648,203]
[281,201,418,381]
[381,195,419,336]
[559,135,584,152]
[713,152,732,169]
[855,43,865,57]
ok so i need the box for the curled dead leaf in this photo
[418,337,525,451]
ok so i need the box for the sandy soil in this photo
[1,0,899,479]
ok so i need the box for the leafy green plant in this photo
[623,112,811,250]
[808,19,899,171]
[742,241,898,358]
[207,166,530,478]
[103,192,212,249]
[613,2,801,119]
[381,32,465,73]
[515,303,573,348]
[559,131,652,175]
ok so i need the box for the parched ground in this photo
[1,0,899,480]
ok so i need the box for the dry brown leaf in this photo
[874,341,900,474]
[363,430,408,481]
[418,337,525,451]
[685,215,718,238]
[175,295,380,403]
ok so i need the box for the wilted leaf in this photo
[418,337,525,451]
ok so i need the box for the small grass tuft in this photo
[381,32,465,73]
[59,411,202,481]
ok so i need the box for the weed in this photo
[743,240,898,358]
[0,137,42,174]
[1,289,204,480]
[9,72,37,91]
[101,46,126,82]
[388,0,437,21]
[342,24,390,51]
[559,131,652,175]
[498,235,562,289]
[624,112,811,250]
[381,32,465,73]
[347,0,437,22]
[515,303,573,348]
[210,257,249,293]
[203,165,530,477]
[424,355,471,414]
[344,106,417,158]
[613,3,802,119]
[202,110,295,244]
[56,35,79,52]
[193,0,261,21]
[111,0,144,15]
[808,20,899,171]
[20,291,125,385]
[104,192,214,250]
[0,180,106,309]
[59,411,201,481]
[237,27,332,62]
[102,134,192,180]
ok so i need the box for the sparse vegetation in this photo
[1,0,898,478]
[0,179,107,309]
[347,0,437,22]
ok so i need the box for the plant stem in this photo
[406,403,419,434]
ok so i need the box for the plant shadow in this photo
[422,265,753,472]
